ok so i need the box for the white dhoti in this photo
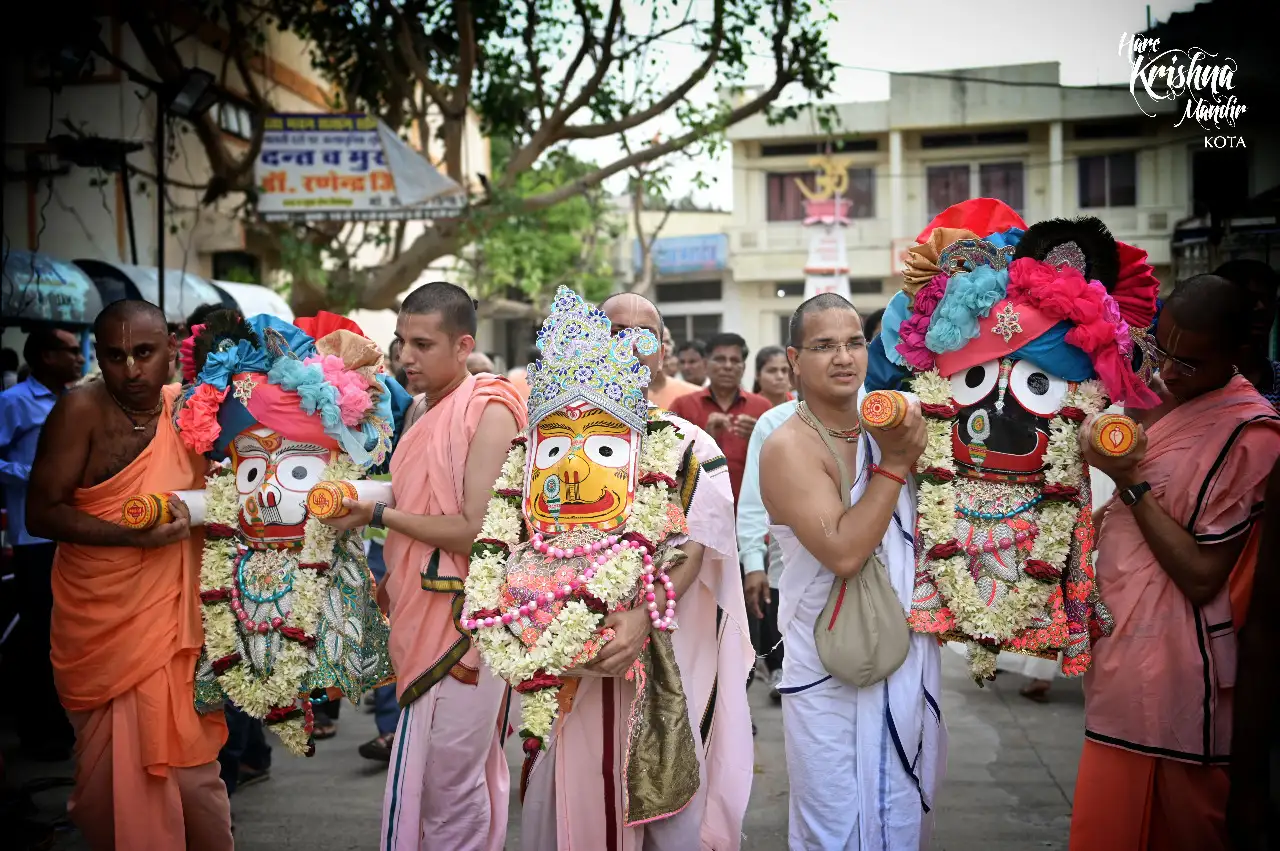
[782,649,944,851]
[773,410,947,851]
[380,668,511,851]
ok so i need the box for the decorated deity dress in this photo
[122,311,397,754]
[868,199,1160,681]
[462,287,703,824]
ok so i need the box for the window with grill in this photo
[655,280,723,303]
[1078,152,1137,208]
[665,315,723,346]
[846,168,875,219]
[927,165,970,217]
[217,100,255,141]
[760,139,878,157]
[766,172,810,221]
[979,162,1024,212]
[768,169,876,221]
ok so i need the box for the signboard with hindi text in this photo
[256,114,464,222]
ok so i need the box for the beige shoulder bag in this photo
[801,404,911,688]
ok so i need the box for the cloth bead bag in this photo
[799,402,910,688]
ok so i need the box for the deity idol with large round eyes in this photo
[866,199,1161,681]
[462,286,706,825]
[119,311,403,754]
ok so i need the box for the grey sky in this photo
[572,0,1202,208]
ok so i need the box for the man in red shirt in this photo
[669,332,771,503]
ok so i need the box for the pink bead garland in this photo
[964,527,1038,557]
[228,583,293,636]
[463,533,678,632]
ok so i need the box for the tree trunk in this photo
[354,222,464,310]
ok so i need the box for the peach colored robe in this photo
[51,384,230,850]
[380,374,527,851]
[1072,376,1280,850]
[520,412,755,851]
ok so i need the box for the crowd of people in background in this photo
[2,255,1279,851]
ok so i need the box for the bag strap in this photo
[798,402,853,510]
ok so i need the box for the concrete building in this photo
[611,203,734,346]
[4,15,333,299]
[4,10,487,355]
[720,61,1196,364]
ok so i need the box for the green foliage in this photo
[219,266,260,285]
[464,143,619,303]
[263,0,837,309]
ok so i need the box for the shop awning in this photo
[2,250,106,327]
[73,260,231,326]
[209,280,294,321]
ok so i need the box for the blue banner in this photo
[634,234,727,276]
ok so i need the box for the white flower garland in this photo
[463,424,685,745]
[912,371,1107,678]
[199,456,360,755]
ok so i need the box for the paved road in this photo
[11,651,1083,850]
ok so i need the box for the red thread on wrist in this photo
[870,464,906,486]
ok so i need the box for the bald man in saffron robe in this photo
[28,300,231,850]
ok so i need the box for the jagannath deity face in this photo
[232,427,334,546]
[524,401,639,534]
[948,356,1071,477]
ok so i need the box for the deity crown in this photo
[526,287,659,432]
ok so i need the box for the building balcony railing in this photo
[727,218,892,254]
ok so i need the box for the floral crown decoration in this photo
[871,200,1159,408]
[525,286,660,431]
[175,310,396,468]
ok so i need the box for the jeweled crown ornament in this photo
[526,287,659,432]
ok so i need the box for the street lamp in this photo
[155,67,217,319]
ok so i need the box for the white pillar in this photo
[889,129,904,244]
[1049,121,1064,218]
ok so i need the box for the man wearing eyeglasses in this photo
[0,327,84,761]
[668,332,772,504]
[1071,275,1280,851]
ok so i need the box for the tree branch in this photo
[521,73,790,214]
[451,0,477,115]
[503,0,623,184]
[123,3,268,204]
[391,5,451,111]
[559,0,725,141]
[549,0,598,118]
[523,0,548,122]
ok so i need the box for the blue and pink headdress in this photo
[175,310,404,468]
[868,198,1161,406]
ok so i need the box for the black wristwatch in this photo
[370,502,388,529]
[1118,481,1151,507]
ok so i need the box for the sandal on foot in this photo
[1019,681,1051,703]
[358,733,395,762]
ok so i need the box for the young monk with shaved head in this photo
[27,299,232,850]
[321,282,526,851]
[759,292,942,848]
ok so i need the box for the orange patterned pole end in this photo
[860,390,908,429]
[1090,413,1138,458]
[306,480,358,519]
[121,493,173,530]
